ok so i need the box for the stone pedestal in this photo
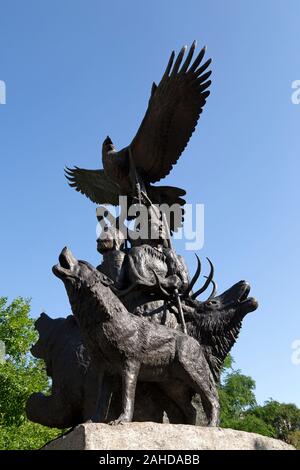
[43,422,295,450]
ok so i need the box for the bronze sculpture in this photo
[65,41,211,211]
[26,42,258,430]
[27,253,257,428]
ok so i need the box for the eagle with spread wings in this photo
[65,41,211,218]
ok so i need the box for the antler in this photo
[182,254,202,297]
[150,269,172,298]
[204,276,218,300]
[112,267,171,299]
[191,257,214,299]
[113,253,217,302]
[181,257,216,301]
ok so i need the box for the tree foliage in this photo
[287,430,300,449]
[250,400,300,441]
[219,356,300,448]
[0,297,62,449]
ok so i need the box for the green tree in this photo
[287,430,300,449]
[250,400,300,442]
[219,355,257,426]
[228,413,276,437]
[219,357,300,446]
[0,297,62,449]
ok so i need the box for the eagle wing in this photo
[130,41,212,183]
[65,167,121,205]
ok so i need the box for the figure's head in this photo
[97,225,125,253]
[130,204,170,248]
[96,207,126,253]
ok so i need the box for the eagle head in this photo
[102,136,116,155]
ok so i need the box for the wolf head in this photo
[53,248,119,329]
[53,247,108,291]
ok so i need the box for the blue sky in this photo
[0,0,299,407]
